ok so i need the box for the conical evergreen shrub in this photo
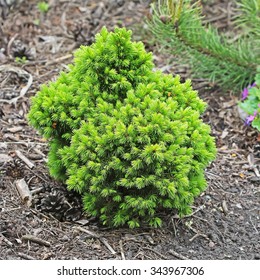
[28,27,216,228]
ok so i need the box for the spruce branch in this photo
[28,27,216,228]
[149,0,259,92]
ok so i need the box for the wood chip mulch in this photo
[0,0,259,260]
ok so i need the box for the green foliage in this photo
[28,27,153,181]
[37,1,49,13]
[239,68,260,131]
[15,56,27,64]
[235,0,260,37]
[148,0,260,92]
[28,27,216,228]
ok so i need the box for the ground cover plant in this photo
[28,27,216,228]
[239,69,260,131]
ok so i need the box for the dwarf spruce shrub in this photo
[28,27,216,228]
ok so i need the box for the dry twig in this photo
[186,223,211,243]
[0,233,13,247]
[143,247,168,260]
[15,178,32,207]
[21,234,51,247]
[7,33,18,57]
[45,54,73,66]
[221,200,229,215]
[100,237,117,255]
[17,252,36,260]
[15,150,35,169]
[119,240,126,260]
[168,249,189,260]
[75,226,117,255]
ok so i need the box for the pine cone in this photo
[40,190,83,221]
[64,207,82,222]
[33,184,83,221]
[41,191,67,212]
[5,158,24,179]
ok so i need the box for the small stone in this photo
[60,235,70,242]
[236,203,243,209]
[76,219,89,226]
[15,238,22,244]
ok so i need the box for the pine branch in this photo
[149,0,259,92]
[234,0,260,37]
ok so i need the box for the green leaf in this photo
[252,118,260,131]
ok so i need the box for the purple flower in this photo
[249,82,256,88]
[241,82,256,100]
[245,111,257,125]
[242,87,249,100]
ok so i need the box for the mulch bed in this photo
[0,0,259,260]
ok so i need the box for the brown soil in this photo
[0,0,259,260]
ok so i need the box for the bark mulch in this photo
[0,0,259,260]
